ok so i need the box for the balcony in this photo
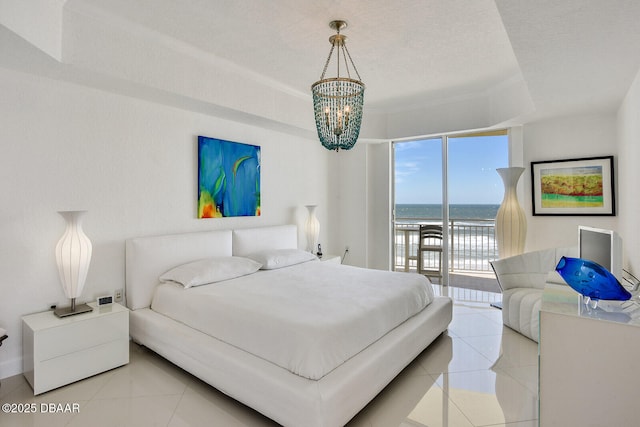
[394,218,500,295]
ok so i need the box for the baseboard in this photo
[0,357,23,380]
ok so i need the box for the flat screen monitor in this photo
[578,225,622,280]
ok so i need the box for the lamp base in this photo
[54,303,93,318]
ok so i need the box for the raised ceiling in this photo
[2,0,640,139]
[73,0,521,111]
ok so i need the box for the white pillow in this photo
[160,256,262,288]
[247,248,317,270]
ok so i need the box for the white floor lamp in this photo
[495,167,527,259]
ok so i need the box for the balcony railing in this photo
[394,218,498,273]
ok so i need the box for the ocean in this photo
[395,204,500,222]
[394,204,500,271]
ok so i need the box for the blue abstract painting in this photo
[198,136,261,218]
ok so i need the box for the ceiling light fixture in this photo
[311,20,365,151]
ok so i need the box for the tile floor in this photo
[0,288,538,427]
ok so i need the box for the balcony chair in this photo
[490,247,577,342]
[417,224,444,283]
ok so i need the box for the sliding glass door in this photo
[393,131,508,287]
[393,137,446,281]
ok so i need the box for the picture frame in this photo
[531,156,615,216]
[197,136,261,218]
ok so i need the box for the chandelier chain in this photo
[336,41,341,79]
[342,44,362,82]
[319,43,336,80]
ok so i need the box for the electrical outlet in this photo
[114,288,123,302]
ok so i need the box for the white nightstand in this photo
[319,254,341,264]
[22,302,129,395]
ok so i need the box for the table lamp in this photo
[305,205,320,254]
[54,211,93,317]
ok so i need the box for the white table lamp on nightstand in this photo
[54,211,93,317]
[305,205,320,254]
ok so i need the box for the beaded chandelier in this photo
[311,20,365,151]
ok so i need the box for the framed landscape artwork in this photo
[197,136,261,218]
[531,156,615,216]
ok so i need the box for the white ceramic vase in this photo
[305,205,320,254]
[55,210,92,300]
[495,168,527,259]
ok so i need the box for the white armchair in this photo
[491,247,577,342]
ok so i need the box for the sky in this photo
[394,135,509,204]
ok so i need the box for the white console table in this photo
[23,302,129,395]
[539,284,640,426]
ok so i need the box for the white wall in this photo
[367,143,393,270]
[0,0,65,60]
[522,113,618,251]
[326,142,392,271]
[617,67,640,275]
[383,76,534,140]
[0,68,330,379]
[327,144,368,267]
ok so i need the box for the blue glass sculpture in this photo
[556,257,631,306]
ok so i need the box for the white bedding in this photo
[151,260,434,380]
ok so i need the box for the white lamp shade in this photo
[495,168,527,258]
[305,205,320,253]
[55,211,92,299]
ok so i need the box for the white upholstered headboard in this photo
[125,225,298,310]
[125,230,232,310]
[232,224,298,256]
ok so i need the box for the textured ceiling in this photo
[72,0,521,111]
[497,0,640,119]
[4,0,640,131]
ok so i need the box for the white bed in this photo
[125,225,452,427]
